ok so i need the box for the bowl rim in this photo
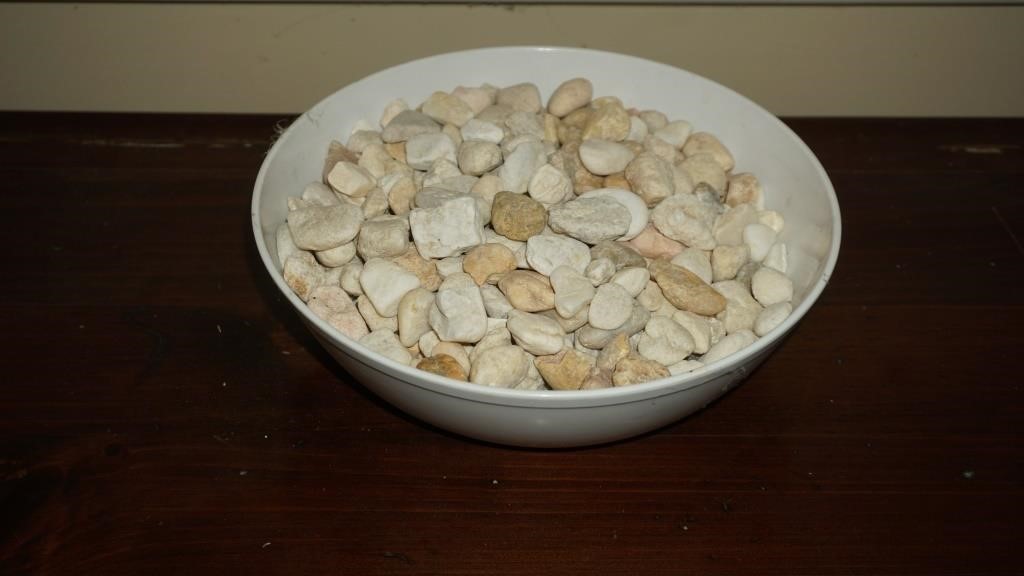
[251,45,842,409]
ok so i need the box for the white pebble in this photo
[550,265,596,319]
[547,197,631,244]
[409,196,485,259]
[359,330,412,366]
[480,284,514,319]
[359,258,421,317]
[651,194,715,250]
[588,283,634,330]
[316,241,357,268]
[610,267,650,297]
[429,273,488,343]
[670,248,713,286]
[579,139,636,176]
[751,267,794,306]
[653,120,692,148]
[287,203,363,251]
[327,161,376,198]
[498,140,546,194]
[470,344,531,388]
[379,99,408,128]
[743,223,777,263]
[626,116,649,142]
[702,329,756,365]
[714,203,759,246]
[356,216,409,260]
[585,257,616,286]
[525,235,591,276]
[547,77,592,117]
[435,255,464,278]
[457,140,502,176]
[763,243,788,273]
[638,316,695,366]
[759,210,786,234]
[507,310,565,355]
[672,309,712,354]
[460,118,505,144]
[381,110,440,143]
[754,302,792,337]
[579,188,649,241]
[528,164,573,206]
[405,133,457,171]
[397,288,436,347]
[667,359,704,376]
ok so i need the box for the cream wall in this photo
[1,3,1021,116]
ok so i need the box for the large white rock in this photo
[405,133,458,171]
[588,283,634,330]
[498,140,546,194]
[409,196,485,259]
[525,235,592,276]
[751,267,794,306]
[547,197,631,245]
[460,118,505,144]
[429,273,488,343]
[359,330,413,366]
[579,188,649,241]
[382,110,441,143]
[638,316,695,366]
[701,329,756,365]
[651,194,716,250]
[359,258,421,318]
[287,203,363,251]
[549,265,596,319]
[507,310,566,356]
[528,163,573,206]
[470,344,531,388]
[579,139,636,176]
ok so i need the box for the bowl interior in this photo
[252,46,840,404]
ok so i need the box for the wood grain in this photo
[0,114,1021,575]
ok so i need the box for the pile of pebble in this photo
[277,78,794,390]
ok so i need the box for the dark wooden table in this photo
[1,113,1021,575]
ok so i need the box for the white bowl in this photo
[252,47,841,448]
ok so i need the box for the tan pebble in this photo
[496,83,542,113]
[421,91,475,127]
[596,333,631,372]
[463,243,517,285]
[561,107,591,129]
[625,224,685,259]
[625,152,675,207]
[490,191,547,241]
[726,173,763,208]
[683,132,735,172]
[543,113,560,143]
[612,354,670,386]
[384,142,406,164]
[580,367,614,390]
[385,174,416,216]
[548,78,594,117]
[417,354,468,381]
[680,153,727,196]
[582,102,631,142]
[498,270,555,312]
[649,258,727,316]
[604,172,632,191]
[535,348,595,390]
